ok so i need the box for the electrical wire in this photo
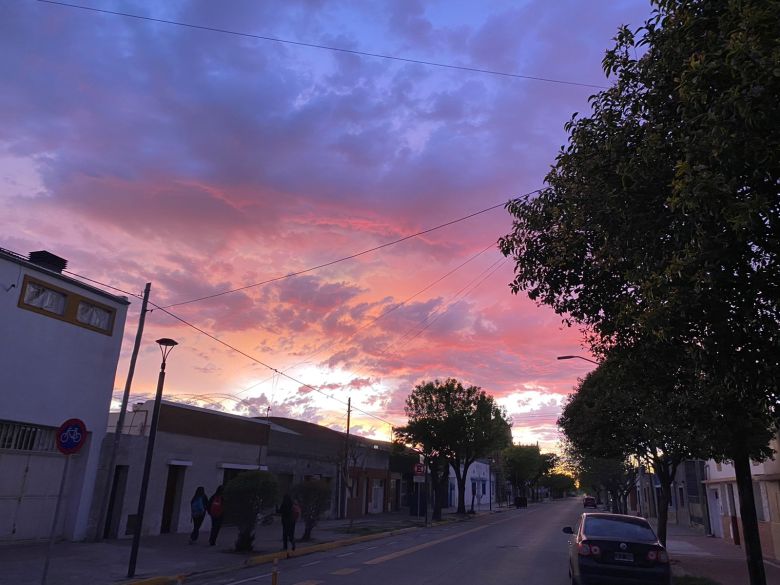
[234,240,497,396]
[158,194,537,308]
[37,1,607,90]
[149,301,397,428]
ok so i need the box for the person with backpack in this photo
[207,485,225,546]
[189,486,209,543]
[279,493,298,551]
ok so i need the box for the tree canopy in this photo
[394,378,511,514]
[500,1,779,581]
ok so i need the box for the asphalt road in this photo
[195,498,582,585]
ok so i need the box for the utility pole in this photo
[342,397,351,520]
[97,282,151,539]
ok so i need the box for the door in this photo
[369,479,384,514]
[708,488,723,538]
[160,465,186,534]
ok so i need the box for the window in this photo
[482,482,486,495]
[22,281,67,315]
[76,300,113,332]
[18,275,116,335]
[0,420,58,452]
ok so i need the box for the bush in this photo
[291,479,332,541]
[223,471,279,552]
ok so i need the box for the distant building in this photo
[266,417,393,518]
[0,248,129,542]
[447,459,496,511]
[703,434,780,562]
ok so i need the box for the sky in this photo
[0,0,653,450]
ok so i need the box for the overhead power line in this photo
[160,192,539,308]
[37,1,607,90]
[150,302,398,429]
[235,240,498,396]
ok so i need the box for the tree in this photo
[395,378,511,515]
[503,444,557,502]
[291,480,332,541]
[338,437,365,523]
[500,2,779,582]
[539,473,576,499]
[223,471,279,552]
[558,341,712,544]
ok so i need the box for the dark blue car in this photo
[563,513,672,585]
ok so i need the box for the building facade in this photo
[703,436,780,562]
[94,401,270,539]
[0,248,129,541]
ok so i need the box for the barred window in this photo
[0,421,58,452]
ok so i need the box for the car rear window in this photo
[583,517,657,541]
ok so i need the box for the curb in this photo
[122,524,425,585]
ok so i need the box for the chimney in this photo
[28,250,68,273]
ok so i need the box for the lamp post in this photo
[127,338,178,578]
[557,355,600,365]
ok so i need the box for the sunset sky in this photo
[1,0,652,449]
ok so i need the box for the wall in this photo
[93,430,267,539]
[448,460,496,511]
[0,256,128,540]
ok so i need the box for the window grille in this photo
[0,420,58,452]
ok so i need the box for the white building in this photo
[447,459,497,511]
[0,248,128,541]
[96,400,271,539]
[703,435,780,561]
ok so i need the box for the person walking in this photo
[207,485,225,546]
[189,486,209,543]
[279,494,297,551]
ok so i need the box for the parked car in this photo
[583,496,597,508]
[563,513,671,585]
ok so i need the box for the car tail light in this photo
[647,549,669,563]
[578,543,601,556]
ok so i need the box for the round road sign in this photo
[56,418,88,455]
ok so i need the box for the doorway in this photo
[160,465,186,533]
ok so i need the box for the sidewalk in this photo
[656,521,780,585]
[0,508,495,585]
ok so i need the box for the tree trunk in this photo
[734,451,767,585]
[656,483,669,546]
[429,458,447,521]
[453,460,473,514]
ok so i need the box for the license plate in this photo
[614,552,634,562]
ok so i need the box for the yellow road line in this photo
[330,568,360,575]
[364,522,494,565]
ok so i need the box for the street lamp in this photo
[127,338,178,578]
[557,355,600,365]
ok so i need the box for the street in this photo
[194,499,580,585]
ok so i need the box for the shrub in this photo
[223,471,279,552]
[291,479,332,541]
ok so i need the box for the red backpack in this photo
[209,495,224,518]
[292,502,301,521]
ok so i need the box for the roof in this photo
[132,399,270,445]
[0,247,130,305]
[266,416,393,449]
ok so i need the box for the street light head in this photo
[155,338,178,364]
[556,354,600,365]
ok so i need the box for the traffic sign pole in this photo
[42,418,88,585]
[41,454,71,585]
